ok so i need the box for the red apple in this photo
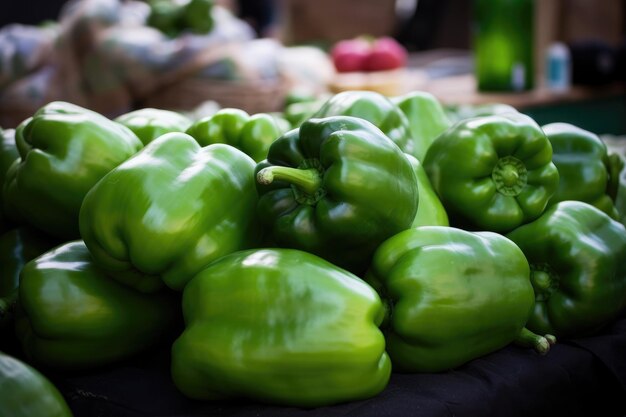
[364,37,407,71]
[331,38,371,73]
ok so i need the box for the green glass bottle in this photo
[473,0,535,92]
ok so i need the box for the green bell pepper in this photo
[607,152,624,202]
[255,116,418,273]
[187,108,249,146]
[0,128,18,186]
[15,241,178,370]
[313,91,414,155]
[611,153,626,227]
[0,128,19,234]
[506,201,626,338]
[268,112,293,134]
[2,102,143,239]
[115,108,192,146]
[239,114,291,162]
[284,98,326,128]
[405,154,448,227]
[80,132,260,292]
[543,123,619,219]
[171,248,390,407]
[424,113,559,233]
[0,351,73,417]
[283,89,319,107]
[392,91,452,161]
[186,108,289,162]
[0,228,58,328]
[366,226,551,373]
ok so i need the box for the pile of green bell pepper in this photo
[115,108,192,146]
[1,92,626,410]
[186,108,290,162]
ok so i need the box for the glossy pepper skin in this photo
[15,241,178,370]
[171,248,391,407]
[255,116,418,273]
[0,128,18,234]
[2,102,143,239]
[186,108,289,162]
[313,91,414,155]
[80,132,260,292]
[187,108,249,147]
[0,228,59,328]
[0,351,73,417]
[506,201,626,339]
[424,113,559,233]
[284,98,326,128]
[392,91,452,161]
[612,153,626,227]
[405,154,449,227]
[115,108,192,145]
[366,226,545,373]
[543,123,619,219]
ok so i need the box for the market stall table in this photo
[32,314,626,417]
[403,49,626,135]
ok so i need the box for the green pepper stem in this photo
[501,165,519,187]
[514,327,555,355]
[492,156,527,196]
[0,291,18,328]
[257,166,322,196]
[531,270,552,292]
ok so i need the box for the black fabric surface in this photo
[47,315,626,417]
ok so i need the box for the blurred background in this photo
[0,0,624,134]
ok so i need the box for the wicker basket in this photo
[142,75,290,114]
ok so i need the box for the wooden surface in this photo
[401,49,625,110]
[414,72,625,109]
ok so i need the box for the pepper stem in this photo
[501,166,519,187]
[257,166,322,196]
[531,270,552,292]
[0,291,18,328]
[492,155,527,196]
[514,327,556,355]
